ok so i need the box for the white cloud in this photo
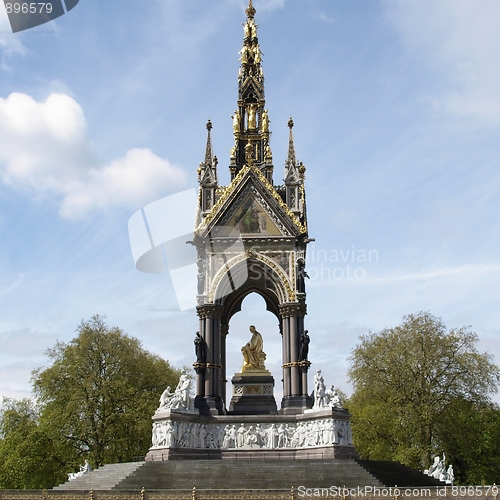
[0,92,187,219]
[385,0,500,123]
[312,12,335,24]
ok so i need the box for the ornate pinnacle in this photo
[286,118,296,167]
[204,119,213,167]
[246,0,256,19]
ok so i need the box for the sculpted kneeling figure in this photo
[241,325,266,371]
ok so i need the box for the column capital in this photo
[197,304,224,319]
[279,302,306,318]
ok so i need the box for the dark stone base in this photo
[222,445,358,460]
[147,447,222,461]
[147,445,358,461]
[194,395,224,416]
[228,373,277,415]
[280,395,313,415]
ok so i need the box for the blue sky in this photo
[1,0,500,406]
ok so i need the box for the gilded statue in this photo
[253,44,262,64]
[232,110,241,133]
[244,140,254,164]
[262,109,269,132]
[239,46,249,65]
[247,104,257,129]
[244,21,252,39]
[264,144,272,161]
[241,325,266,371]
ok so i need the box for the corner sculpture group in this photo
[158,369,193,411]
[424,454,455,485]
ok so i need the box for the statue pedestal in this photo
[228,370,277,415]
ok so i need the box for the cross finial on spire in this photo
[246,0,256,19]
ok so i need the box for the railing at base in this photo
[0,485,499,500]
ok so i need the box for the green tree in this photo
[32,315,180,469]
[436,399,500,484]
[347,311,500,481]
[0,398,66,489]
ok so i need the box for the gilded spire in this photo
[231,0,271,182]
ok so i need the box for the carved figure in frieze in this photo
[266,423,278,448]
[245,425,259,447]
[237,423,246,448]
[255,423,266,447]
[223,424,236,448]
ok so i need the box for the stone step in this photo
[116,460,383,490]
[54,459,444,491]
[356,460,447,488]
[53,462,144,490]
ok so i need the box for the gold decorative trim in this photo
[196,165,249,233]
[193,362,222,370]
[250,165,307,234]
[195,164,307,235]
[282,361,310,369]
[207,251,294,303]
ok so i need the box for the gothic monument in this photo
[146,0,356,461]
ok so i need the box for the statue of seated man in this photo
[241,325,266,371]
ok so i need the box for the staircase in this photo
[54,459,445,491]
[55,460,382,490]
[356,460,447,488]
[53,462,144,490]
[121,460,382,490]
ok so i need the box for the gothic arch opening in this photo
[225,292,282,403]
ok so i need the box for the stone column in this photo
[289,313,299,396]
[221,323,229,404]
[281,314,291,397]
[195,304,224,415]
[280,302,311,414]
